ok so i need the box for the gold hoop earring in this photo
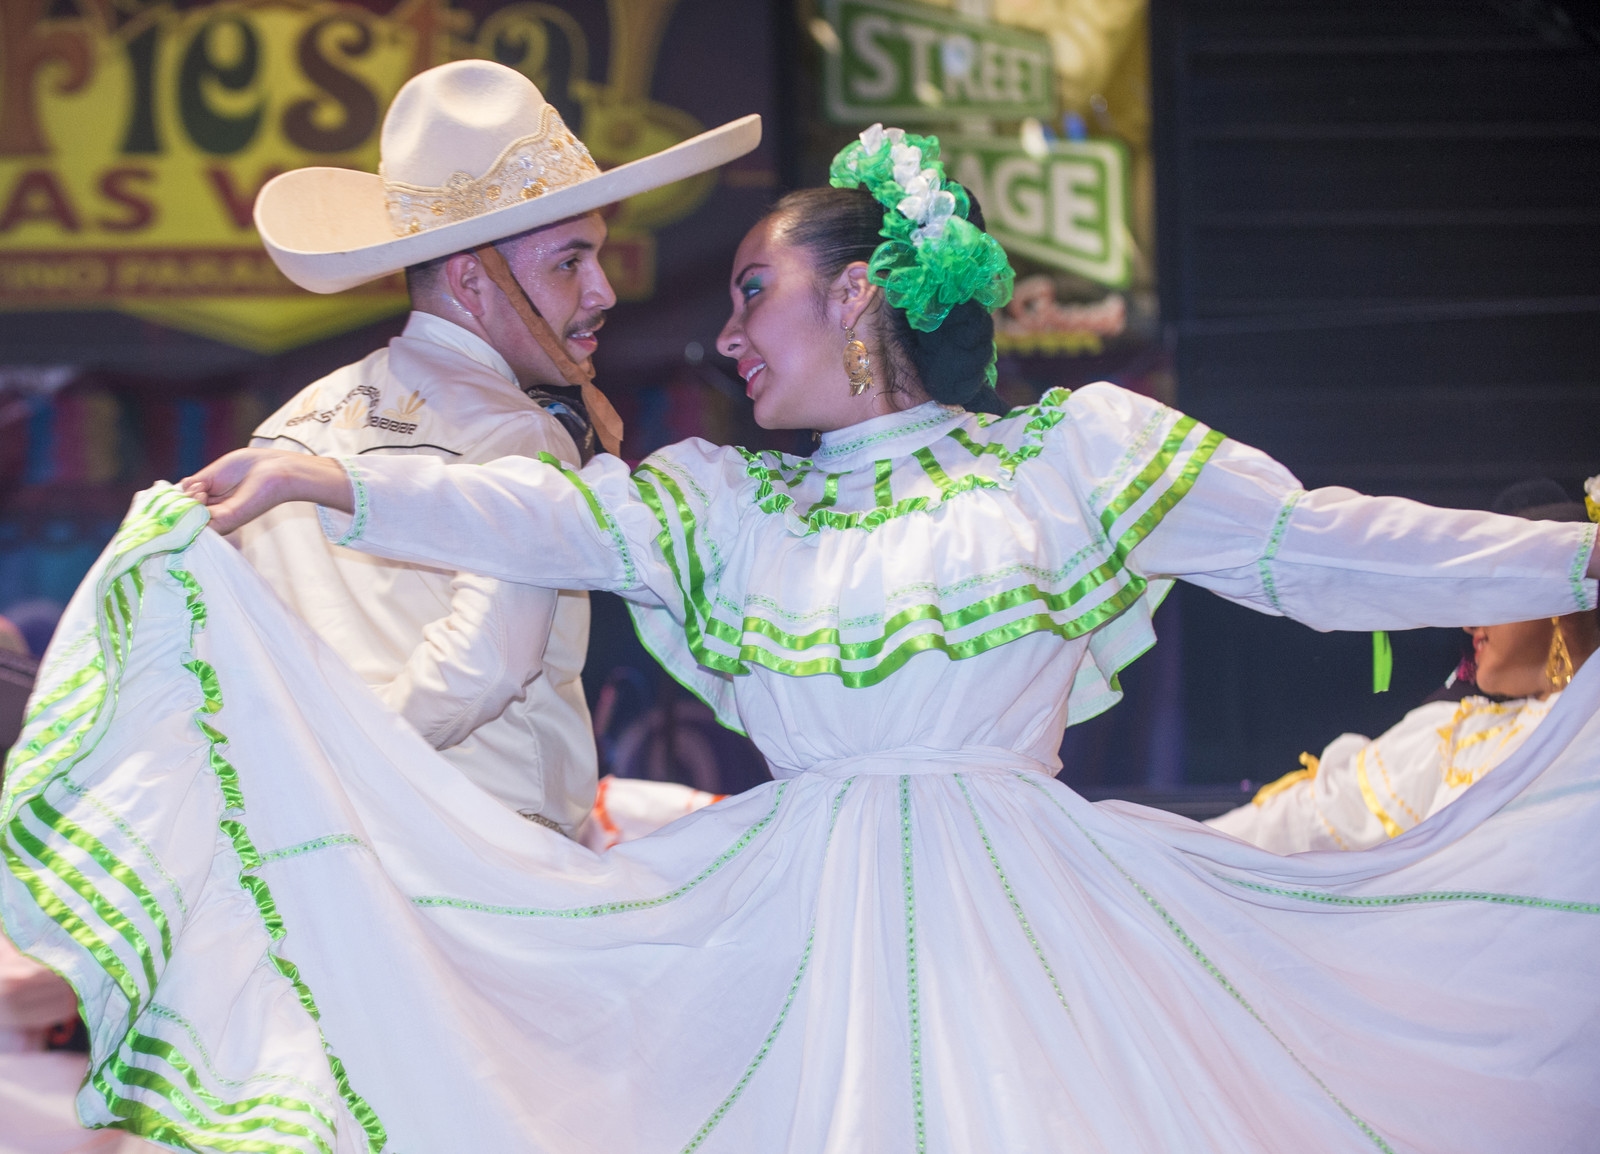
[1546,617,1574,691]
[843,326,872,396]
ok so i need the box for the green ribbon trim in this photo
[2,834,146,1015]
[22,657,103,727]
[633,465,743,678]
[260,835,372,864]
[15,792,171,979]
[105,1033,340,1150]
[678,779,855,1152]
[736,388,1073,535]
[954,774,1075,1022]
[873,459,894,507]
[632,413,1224,693]
[89,1051,337,1154]
[171,568,389,1153]
[5,488,197,815]
[1017,774,1397,1154]
[332,459,369,547]
[1570,522,1596,610]
[536,450,638,589]
[413,783,788,918]
[1218,875,1600,915]
[899,775,926,1153]
[1371,631,1392,694]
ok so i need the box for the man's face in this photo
[481,211,616,388]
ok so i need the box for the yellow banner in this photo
[0,0,716,352]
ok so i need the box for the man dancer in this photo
[236,60,759,834]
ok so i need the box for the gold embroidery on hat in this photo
[381,103,601,238]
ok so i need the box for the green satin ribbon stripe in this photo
[4,488,197,814]
[536,450,639,589]
[1372,632,1392,694]
[170,567,389,1153]
[737,389,1073,535]
[628,399,1225,694]
[632,465,744,679]
[1098,417,1202,531]
[873,459,894,507]
[0,488,390,1153]
[11,794,169,988]
[2,833,148,1015]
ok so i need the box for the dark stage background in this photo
[1151,0,1600,790]
[1,0,1596,805]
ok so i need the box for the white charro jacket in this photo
[232,311,595,833]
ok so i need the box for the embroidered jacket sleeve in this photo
[370,413,576,751]
[319,437,742,610]
[1059,385,1600,629]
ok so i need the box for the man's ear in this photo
[836,262,878,331]
[442,251,490,318]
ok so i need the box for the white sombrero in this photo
[256,60,762,294]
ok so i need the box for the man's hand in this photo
[180,449,354,536]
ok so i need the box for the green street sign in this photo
[942,136,1131,288]
[823,0,1055,123]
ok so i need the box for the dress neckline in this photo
[813,401,967,469]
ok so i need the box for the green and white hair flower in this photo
[830,123,1015,342]
[1585,474,1599,524]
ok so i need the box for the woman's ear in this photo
[835,262,878,331]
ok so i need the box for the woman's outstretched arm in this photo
[183,448,353,534]
[182,443,710,604]
[1133,439,1598,629]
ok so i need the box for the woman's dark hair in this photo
[767,185,1005,415]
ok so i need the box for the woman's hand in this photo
[180,449,354,536]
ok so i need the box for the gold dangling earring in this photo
[1546,617,1574,691]
[842,326,872,396]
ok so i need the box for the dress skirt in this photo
[3,490,1599,1153]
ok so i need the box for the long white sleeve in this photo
[327,388,1598,643]
[370,415,569,750]
[320,445,709,604]
[1129,433,1597,631]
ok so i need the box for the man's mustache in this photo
[566,313,606,339]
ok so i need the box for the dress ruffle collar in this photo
[813,401,967,471]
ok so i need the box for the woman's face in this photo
[715,216,885,432]
[1465,618,1556,698]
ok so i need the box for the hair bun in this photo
[907,299,996,408]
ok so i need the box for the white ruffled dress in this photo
[3,384,1598,1154]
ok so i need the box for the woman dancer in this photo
[5,128,1599,1153]
[1210,485,1600,852]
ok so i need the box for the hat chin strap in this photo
[474,244,626,458]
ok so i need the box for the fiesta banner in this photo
[0,0,729,352]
